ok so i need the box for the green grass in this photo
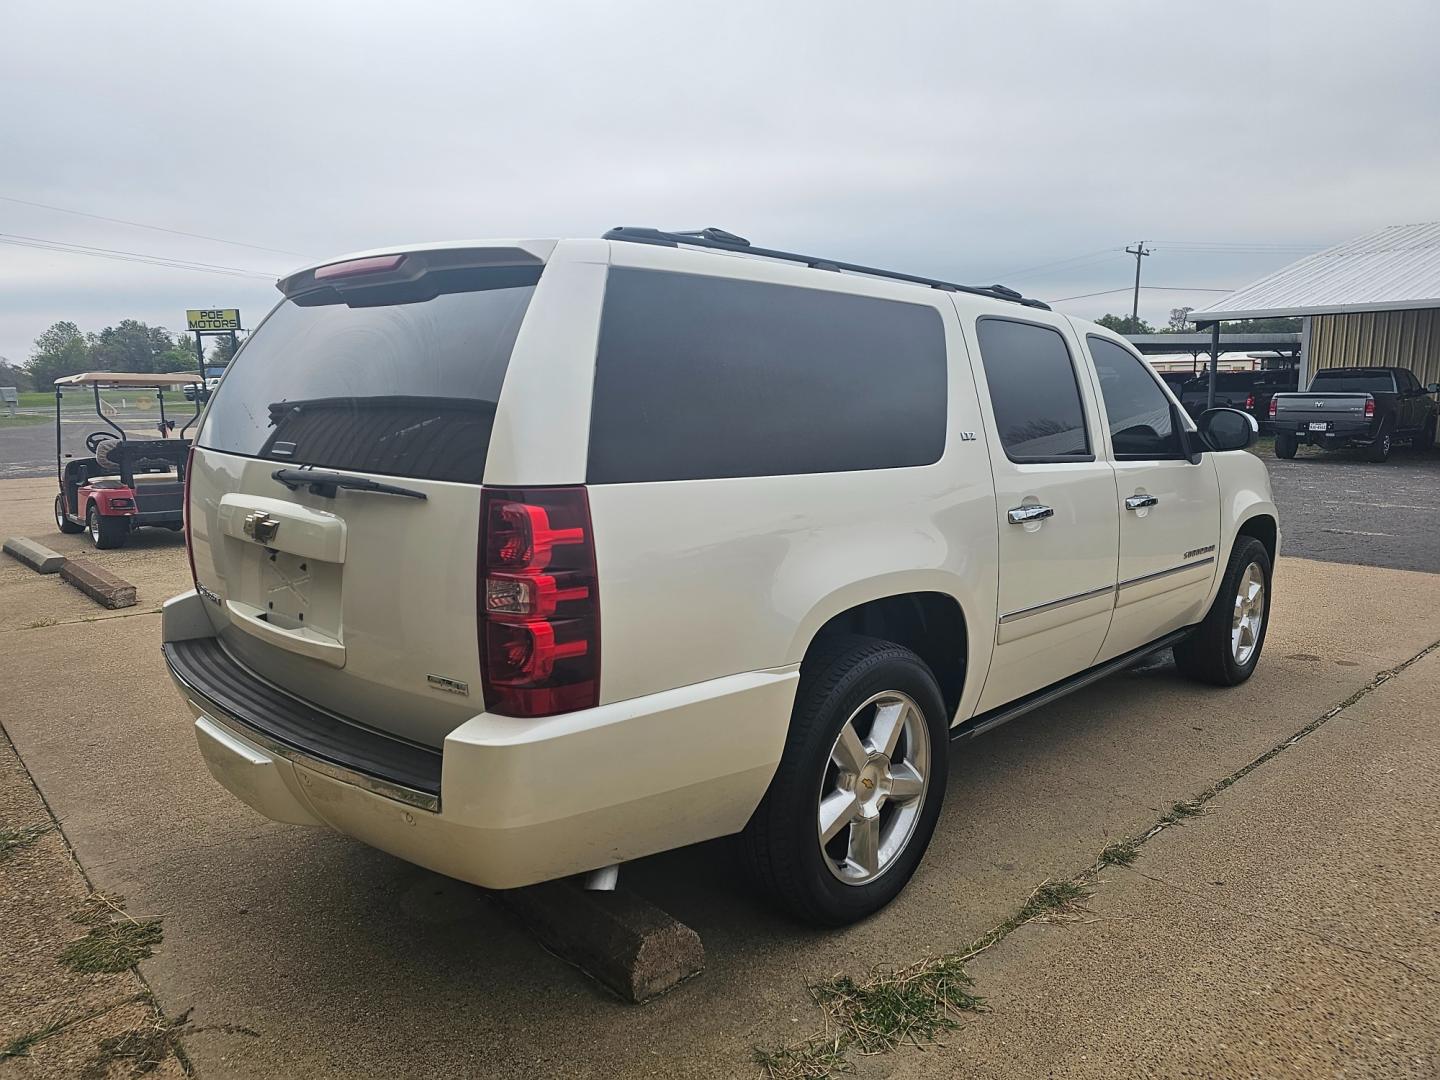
[0,412,49,427]
[811,955,984,1054]
[59,919,163,973]
[18,389,192,408]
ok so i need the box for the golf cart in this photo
[52,372,203,549]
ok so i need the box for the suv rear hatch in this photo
[187,245,549,747]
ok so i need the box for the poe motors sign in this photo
[186,308,242,332]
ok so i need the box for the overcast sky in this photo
[3,0,1438,364]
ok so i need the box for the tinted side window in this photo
[1087,336,1184,459]
[587,269,947,483]
[975,318,1090,462]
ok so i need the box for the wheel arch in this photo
[795,588,971,724]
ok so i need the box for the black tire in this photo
[55,493,84,534]
[740,635,949,926]
[1273,433,1298,459]
[1173,536,1271,687]
[1366,428,1392,462]
[86,503,128,550]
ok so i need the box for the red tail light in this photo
[183,442,198,587]
[1364,395,1375,418]
[478,487,599,717]
[1268,395,1278,418]
[1245,393,1255,411]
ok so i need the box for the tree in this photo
[1218,317,1302,334]
[87,320,179,374]
[1095,313,1155,335]
[1166,307,1195,333]
[207,332,246,367]
[0,357,30,392]
[26,321,91,387]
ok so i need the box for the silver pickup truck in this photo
[1269,366,1439,462]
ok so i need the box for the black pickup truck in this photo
[1269,366,1440,461]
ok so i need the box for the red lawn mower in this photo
[52,372,204,549]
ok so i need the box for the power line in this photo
[1148,238,1327,249]
[0,232,279,279]
[0,193,307,258]
[1049,285,1233,303]
[986,247,1122,281]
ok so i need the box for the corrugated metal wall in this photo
[1310,308,1440,386]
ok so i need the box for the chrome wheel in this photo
[818,691,931,886]
[1231,561,1265,666]
[88,508,100,544]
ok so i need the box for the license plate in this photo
[1308,422,1328,432]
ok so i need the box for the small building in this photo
[1189,222,1440,389]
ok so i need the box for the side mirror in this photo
[1197,407,1258,453]
[1427,382,1440,394]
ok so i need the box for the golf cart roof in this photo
[54,372,203,387]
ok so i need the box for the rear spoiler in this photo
[277,244,551,299]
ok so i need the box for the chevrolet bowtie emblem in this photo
[860,777,875,791]
[243,510,281,544]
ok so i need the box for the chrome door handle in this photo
[1125,494,1159,510]
[1007,504,1055,525]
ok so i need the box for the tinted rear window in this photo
[587,269,947,483]
[200,266,538,483]
[975,317,1091,462]
[1311,370,1396,393]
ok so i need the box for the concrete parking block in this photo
[60,558,137,609]
[3,535,66,573]
[496,879,705,1003]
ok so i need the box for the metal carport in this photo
[1187,222,1440,406]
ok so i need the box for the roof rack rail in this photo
[602,226,1051,311]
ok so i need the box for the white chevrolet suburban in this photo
[164,227,1277,926]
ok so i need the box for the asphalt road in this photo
[1,411,190,480]
[1258,441,1440,572]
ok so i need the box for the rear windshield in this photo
[1310,370,1396,393]
[200,266,539,484]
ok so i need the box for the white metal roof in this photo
[1192,222,1440,322]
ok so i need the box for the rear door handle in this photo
[1125,494,1159,510]
[1007,504,1055,524]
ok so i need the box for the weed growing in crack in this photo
[81,1007,258,1079]
[1100,840,1138,866]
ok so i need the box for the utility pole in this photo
[1125,241,1151,324]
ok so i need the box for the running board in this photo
[952,627,1194,742]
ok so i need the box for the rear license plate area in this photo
[1308,422,1329,432]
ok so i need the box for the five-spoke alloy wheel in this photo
[741,635,948,926]
[819,691,930,885]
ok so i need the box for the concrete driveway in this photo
[3,474,1439,1077]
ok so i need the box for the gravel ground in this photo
[1252,437,1440,572]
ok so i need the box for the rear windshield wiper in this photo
[271,467,427,500]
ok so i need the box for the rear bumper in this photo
[162,591,797,889]
[1277,419,1376,444]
